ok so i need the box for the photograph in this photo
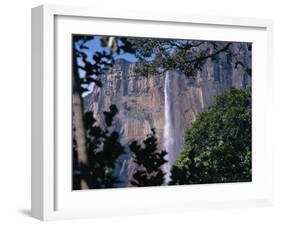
[72,34,252,190]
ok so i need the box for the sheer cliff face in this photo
[84,61,167,146]
[83,43,251,183]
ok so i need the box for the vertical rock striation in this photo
[83,43,251,186]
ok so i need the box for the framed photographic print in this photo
[31,4,274,221]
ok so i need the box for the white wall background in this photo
[0,0,280,225]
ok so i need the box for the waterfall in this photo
[163,71,183,184]
[163,72,173,183]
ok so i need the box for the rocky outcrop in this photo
[83,43,251,186]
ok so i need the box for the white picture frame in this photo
[31,4,274,221]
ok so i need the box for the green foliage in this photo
[129,129,167,187]
[72,35,252,189]
[170,88,252,185]
[73,105,126,189]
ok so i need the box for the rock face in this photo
[83,43,251,186]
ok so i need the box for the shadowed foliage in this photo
[73,105,125,189]
[130,39,251,78]
[72,34,252,189]
[129,129,167,187]
[74,35,135,90]
[72,35,136,189]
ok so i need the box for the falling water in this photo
[163,71,184,184]
[163,72,173,183]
